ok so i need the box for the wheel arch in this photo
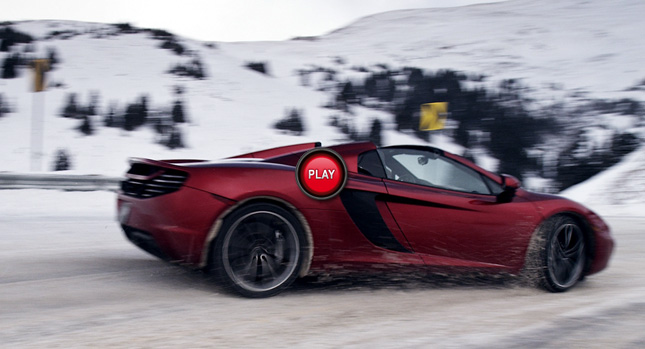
[552,211,596,276]
[200,196,314,278]
[528,211,596,276]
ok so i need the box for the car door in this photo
[325,149,425,267]
[378,147,539,270]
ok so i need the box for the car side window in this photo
[378,148,492,195]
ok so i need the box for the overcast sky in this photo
[3,0,506,42]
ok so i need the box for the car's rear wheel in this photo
[211,203,306,298]
[525,215,586,292]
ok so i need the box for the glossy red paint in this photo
[517,190,614,275]
[383,180,541,272]
[117,141,614,291]
[117,185,232,264]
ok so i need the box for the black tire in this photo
[524,215,586,292]
[210,203,307,298]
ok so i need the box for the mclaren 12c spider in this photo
[117,142,613,297]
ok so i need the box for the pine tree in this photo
[172,100,185,123]
[168,59,206,79]
[190,59,205,79]
[369,118,383,146]
[1,54,17,79]
[454,123,470,148]
[123,103,138,131]
[154,118,167,135]
[407,67,424,87]
[166,128,184,149]
[0,93,5,117]
[337,81,357,106]
[138,95,148,126]
[0,39,9,52]
[245,62,268,75]
[104,104,117,127]
[394,99,416,131]
[104,110,114,127]
[0,26,34,52]
[86,92,99,116]
[53,149,71,171]
[298,70,310,87]
[62,93,79,118]
[47,47,60,68]
[78,116,94,135]
[274,108,305,136]
[610,132,639,157]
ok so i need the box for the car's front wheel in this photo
[211,203,306,298]
[525,215,586,292]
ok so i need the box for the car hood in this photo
[517,189,596,219]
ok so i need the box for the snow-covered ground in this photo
[0,188,643,348]
[562,145,645,217]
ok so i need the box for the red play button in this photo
[296,148,347,200]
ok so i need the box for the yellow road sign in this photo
[419,102,448,131]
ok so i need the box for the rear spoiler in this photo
[128,157,193,170]
[228,142,321,159]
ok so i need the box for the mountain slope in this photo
[562,144,645,216]
[222,0,645,101]
[0,0,643,203]
[0,21,412,175]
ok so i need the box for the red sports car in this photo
[117,142,613,297]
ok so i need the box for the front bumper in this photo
[587,213,614,275]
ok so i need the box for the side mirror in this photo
[497,174,521,203]
[501,174,521,190]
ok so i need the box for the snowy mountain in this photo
[0,0,643,206]
[0,19,438,176]
[224,0,644,101]
[562,144,645,216]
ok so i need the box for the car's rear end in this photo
[117,142,322,267]
[117,159,234,265]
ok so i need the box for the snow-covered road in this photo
[1,190,643,348]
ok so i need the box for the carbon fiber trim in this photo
[340,189,411,253]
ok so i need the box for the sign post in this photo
[30,59,49,171]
